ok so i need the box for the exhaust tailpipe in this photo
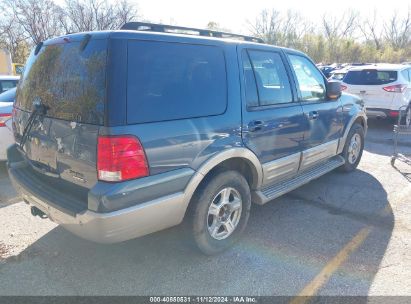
[30,206,48,219]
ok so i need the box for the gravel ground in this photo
[0,119,410,296]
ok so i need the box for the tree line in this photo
[246,8,411,64]
[0,0,410,64]
[0,0,138,63]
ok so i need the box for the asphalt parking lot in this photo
[0,119,410,297]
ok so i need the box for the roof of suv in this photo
[45,29,305,56]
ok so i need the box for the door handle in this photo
[308,111,319,120]
[248,120,264,132]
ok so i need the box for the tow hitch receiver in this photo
[30,206,48,219]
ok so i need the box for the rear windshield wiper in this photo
[20,102,49,149]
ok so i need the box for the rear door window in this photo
[245,50,293,106]
[344,70,398,85]
[127,41,227,124]
[242,51,259,107]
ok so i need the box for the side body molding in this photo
[262,152,301,185]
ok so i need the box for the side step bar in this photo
[253,156,345,205]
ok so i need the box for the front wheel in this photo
[189,170,251,255]
[339,123,365,172]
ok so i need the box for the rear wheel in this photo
[339,123,365,172]
[398,103,411,126]
[405,105,411,127]
[189,170,251,255]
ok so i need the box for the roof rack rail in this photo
[121,22,264,43]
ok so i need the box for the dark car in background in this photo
[320,66,336,78]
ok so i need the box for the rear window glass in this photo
[127,41,227,124]
[16,38,107,125]
[344,70,397,85]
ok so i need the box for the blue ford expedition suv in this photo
[7,23,367,254]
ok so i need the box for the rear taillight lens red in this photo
[97,135,149,182]
[389,111,399,117]
[383,84,407,93]
[0,113,12,127]
[340,85,347,91]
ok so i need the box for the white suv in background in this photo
[341,64,411,122]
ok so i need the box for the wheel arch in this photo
[337,113,367,154]
[181,148,263,214]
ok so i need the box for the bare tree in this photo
[384,9,411,49]
[63,0,139,33]
[359,9,383,49]
[116,0,139,27]
[0,19,30,63]
[3,0,65,45]
[322,10,359,41]
[248,9,282,44]
[207,21,220,30]
[321,10,359,62]
[248,9,311,48]
[206,21,231,33]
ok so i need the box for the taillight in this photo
[97,135,149,182]
[389,111,399,117]
[341,85,347,91]
[0,113,12,127]
[383,84,407,93]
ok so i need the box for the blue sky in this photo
[134,0,409,34]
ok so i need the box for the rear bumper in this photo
[20,189,186,243]
[366,108,399,119]
[7,144,193,243]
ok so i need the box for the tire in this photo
[402,104,411,127]
[339,123,365,172]
[189,170,251,255]
[397,103,411,126]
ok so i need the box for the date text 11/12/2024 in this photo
[149,296,257,303]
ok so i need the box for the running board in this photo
[253,156,345,205]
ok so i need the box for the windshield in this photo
[15,38,107,125]
[344,69,397,85]
[0,87,16,103]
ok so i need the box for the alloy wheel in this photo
[348,133,361,164]
[207,187,242,240]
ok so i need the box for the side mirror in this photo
[326,80,342,100]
